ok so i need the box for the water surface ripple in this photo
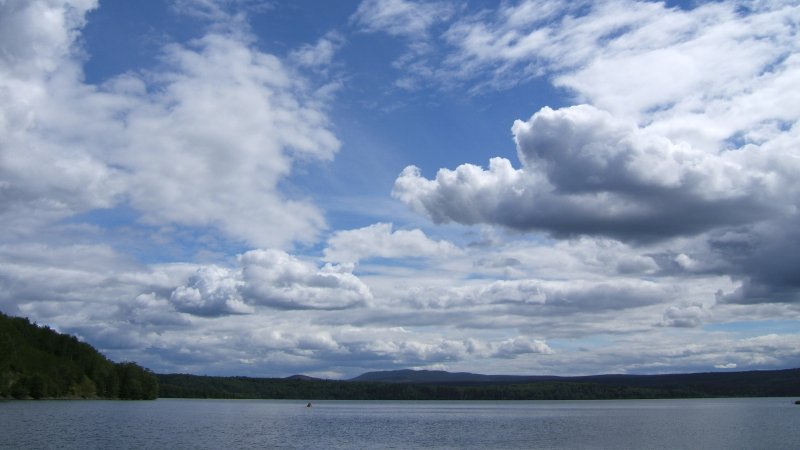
[2,397,799,449]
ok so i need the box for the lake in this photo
[2,397,799,449]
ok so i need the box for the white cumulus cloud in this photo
[394,104,780,241]
[324,222,458,263]
[240,249,372,310]
[170,266,252,316]
[0,0,340,249]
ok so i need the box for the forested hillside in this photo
[158,367,800,400]
[156,374,674,400]
[0,311,157,400]
[352,368,800,396]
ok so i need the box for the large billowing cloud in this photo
[394,104,782,241]
[0,0,120,235]
[394,112,798,307]
[0,0,339,248]
[170,266,252,316]
[391,0,800,305]
[115,33,339,247]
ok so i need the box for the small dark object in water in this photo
[795,400,800,405]
[307,402,312,408]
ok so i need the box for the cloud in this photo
[711,219,800,304]
[393,109,798,306]
[1,0,341,249]
[352,0,800,308]
[0,0,123,235]
[436,0,800,183]
[0,242,201,358]
[367,0,799,143]
[394,2,800,305]
[239,249,372,310]
[397,277,669,314]
[350,0,456,89]
[170,266,252,316]
[170,0,273,25]
[0,242,173,315]
[0,240,378,373]
[324,222,458,263]
[543,331,800,375]
[492,336,553,358]
[117,33,340,247]
[441,1,798,103]
[164,249,375,315]
[122,293,191,327]
[290,32,344,68]
[395,104,779,241]
[0,0,97,77]
[2,238,794,377]
[660,304,707,328]
[352,0,453,38]
[550,3,800,143]
[2,0,798,378]
[353,333,552,365]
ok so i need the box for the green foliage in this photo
[116,362,159,400]
[0,311,157,400]
[154,374,672,400]
[156,368,800,401]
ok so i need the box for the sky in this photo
[1,0,799,379]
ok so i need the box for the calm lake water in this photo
[2,397,799,449]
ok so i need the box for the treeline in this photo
[561,369,800,398]
[0,311,157,400]
[157,368,800,400]
[157,375,666,400]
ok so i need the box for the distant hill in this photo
[285,374,324,381]
[157,367,800,400]
[350,369,556,384]
[0,311,158,400]
[349,368,800,397]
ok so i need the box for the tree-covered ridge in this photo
[0,311,157,400]
[156,374,667,400]
[351,368,800,396]
[158,367,800,401]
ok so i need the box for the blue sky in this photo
[1,0,799,378]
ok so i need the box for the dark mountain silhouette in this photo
[285,374,324,381]
[350,369,556,384]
